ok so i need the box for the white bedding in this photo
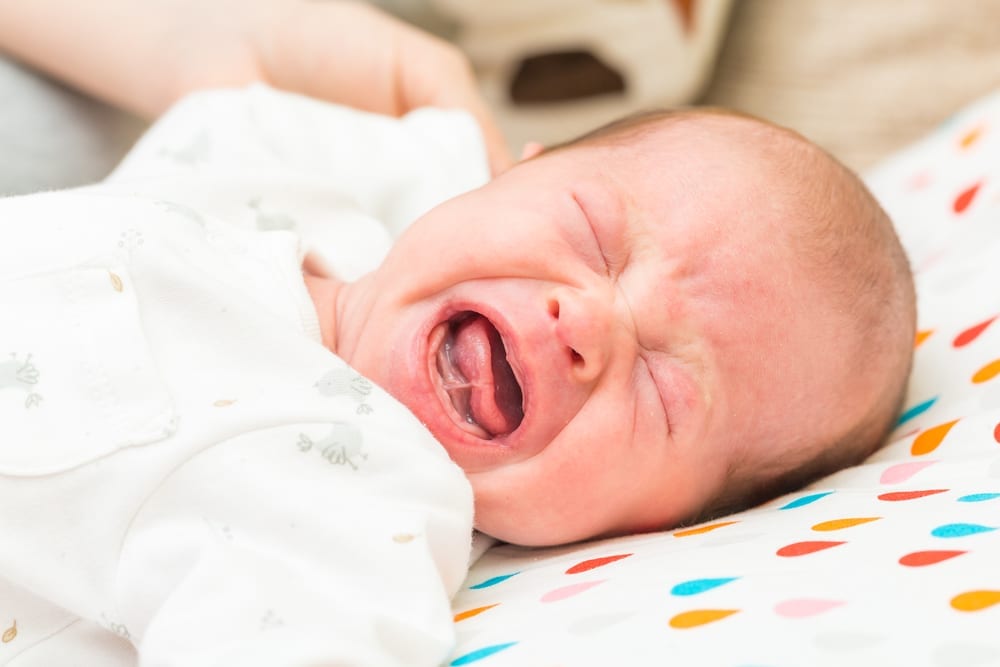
[450,91,1000,666]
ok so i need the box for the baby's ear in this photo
[519,141,545,161]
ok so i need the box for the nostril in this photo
[547,298,560,319]
[570,348,583,365]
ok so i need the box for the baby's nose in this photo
[546,286,615,384]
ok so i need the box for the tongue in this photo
[451,315,524,436]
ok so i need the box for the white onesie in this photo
[0,85,490,666]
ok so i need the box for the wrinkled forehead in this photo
[601,116,810,253]
[512,110,827,276]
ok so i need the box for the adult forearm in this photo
[0,0,266,117]
[0,0,510,170]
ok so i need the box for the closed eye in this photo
[571,191,612,276]
[642,355,673,436]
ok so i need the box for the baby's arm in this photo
[0,0,510,172]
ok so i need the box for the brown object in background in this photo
[671,0,697,32]
[509,50,626,104]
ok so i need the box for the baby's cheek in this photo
[465,465,589,546]
[465,436,636,546]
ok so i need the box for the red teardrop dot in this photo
[565,553,632,574]
[776,541,845,557]
[899,550,966,567]
[994,421,1000,444]
[953,181,982,214]
[878,489,949,501]
[954,316,997,347]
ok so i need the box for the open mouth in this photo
[435,311,525,439]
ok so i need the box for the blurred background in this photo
[388,0,1000,172]
[4,0,1000,194]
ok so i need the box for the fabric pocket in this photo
[0,265,176,475]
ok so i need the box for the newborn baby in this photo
[0,87,913,665]
[315,107,916,546]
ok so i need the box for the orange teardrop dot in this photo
[911,420,960,456]
[454,604,499,622]
[2,620,15,643]
[673,521,739,538]
[669,609,739,629]
[915,330,934,348]
[954,316,997,347]
[959,126,984,149]
[953,181,983,214]
[109,271,124,292]
[950,590,1000,612]
[812,517,881,531]
[973,359,1000,384]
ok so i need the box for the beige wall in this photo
[701,0,1000,171]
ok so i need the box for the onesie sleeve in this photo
[114,422,473,667]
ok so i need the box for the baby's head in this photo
[332,108,916,546]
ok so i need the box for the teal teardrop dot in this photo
[897,396,938,426]
[451,642,518,665]
[780,491,834,510]
[957,493,1000,503]
[670,577,739,596]
[469,572,519,590]
[931,523,997,538]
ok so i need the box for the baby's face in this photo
[339,118,861,545]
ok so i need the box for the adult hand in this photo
[0,0,512,174]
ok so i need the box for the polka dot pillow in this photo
[448,90,1000,666]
